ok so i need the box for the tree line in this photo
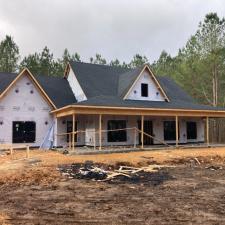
[0,13,225,107]
[0,36,149,76]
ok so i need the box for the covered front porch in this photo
[51,105,221,151]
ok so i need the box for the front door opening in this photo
[13,121,36,143]
[187,121,197,140]
[138,120,153,145]
[66,121,78,143]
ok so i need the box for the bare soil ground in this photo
[0,147,225,224]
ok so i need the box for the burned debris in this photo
[58,161,174,185]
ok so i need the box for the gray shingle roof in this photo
[0,72,76,108]
[0,72,17,95]
[74,95,224,111]
[0,62,224,112]
[70,61,224,111]
[70,61,135,98]
[35,75,77,108]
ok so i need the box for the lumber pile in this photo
[58,162,174,184]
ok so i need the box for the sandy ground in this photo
[0,147,225,224]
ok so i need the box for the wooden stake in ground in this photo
[26,145,30,158]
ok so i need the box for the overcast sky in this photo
[0,0,224,63]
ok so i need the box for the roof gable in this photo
[0,68,57,109]
[123,65,169,102]
[124,68,165,101]
[0,68,77,109]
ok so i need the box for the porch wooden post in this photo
[99,114,102,150]
[69,133,72,151]
[206,116,209,147]
[141,115,144,149]
[134,128,137,148]
[72,114,75,151]
[175,115,179,148]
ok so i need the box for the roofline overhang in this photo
[51,104,225,118]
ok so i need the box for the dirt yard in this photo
[0,147,225,224]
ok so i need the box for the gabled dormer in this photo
[64,61,169,103]
[122,65,169,102]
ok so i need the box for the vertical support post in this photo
[94,130,96,150]
[175,115,179,148]
[26,145,30,158]
[141,115,144,149]
[206,116,209,147]
[69,133,71,151]
[134,128,137,148]
[72,114,75,151]
[99,114,102,150]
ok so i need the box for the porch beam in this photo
[141,115,144,149]
[72,114,75,151]
[206,116,209,147]
[99,114,102,150]
[53,106,225,118]
[175,115,179,148]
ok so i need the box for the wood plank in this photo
[72,114,75,151]
[206,116,209,146]
[53,105,225,118]
[141,115,144,149]
[99,114,102,150]
[176,115,179,147]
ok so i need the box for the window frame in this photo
[141,83,148,97]
[12,121,36,143]
[164,121,176,141]
[186,121,197,140]
[107,120,127,142]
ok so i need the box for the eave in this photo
[51,104,225,118]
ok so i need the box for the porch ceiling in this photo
[51,105,225,118]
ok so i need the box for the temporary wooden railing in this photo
[56,127,172,151]
[134,128,171,147]
[0,144,30,158]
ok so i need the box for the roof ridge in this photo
[70,60,136,71]
[0,71,18,75]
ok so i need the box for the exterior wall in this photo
[55,115,205,147]
[0,75,54,146]
[67,68,87,102]
[126,71,165,101]
[152,117,204,144]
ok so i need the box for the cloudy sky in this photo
[0,0,224,63]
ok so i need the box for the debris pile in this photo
[205,165,223,171]
[58,161,174,185]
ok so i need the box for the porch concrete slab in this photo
[63,143,225,155]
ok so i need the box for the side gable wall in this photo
[125,70,165,101]
[0,74,54,146]
[67,68,87,102]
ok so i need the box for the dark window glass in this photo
[13,121,36,143]
[67,121,77,142]
[187,122,197,139]
[164,121,176,141]
[141,83,148,97]
[107,120,127,142]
